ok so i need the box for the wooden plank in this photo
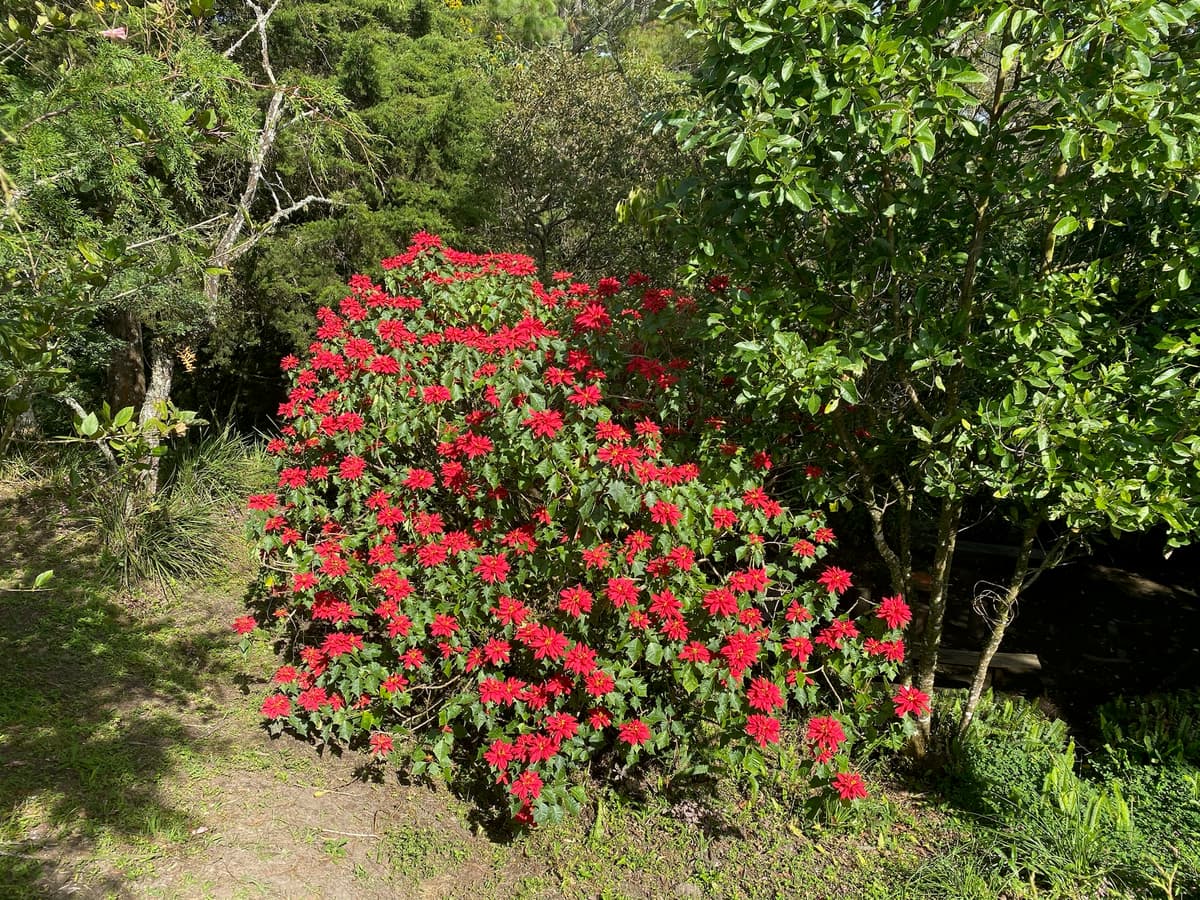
[936,649,1042,673]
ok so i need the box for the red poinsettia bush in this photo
[240,233,918,825]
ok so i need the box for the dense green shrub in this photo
[1091,691,1200,891]
[239,235,919,823]
[935,692,1072,817]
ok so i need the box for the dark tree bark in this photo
[107,308,146,412]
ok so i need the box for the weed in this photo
[321,838,348,862]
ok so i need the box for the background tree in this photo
[200,0,501,423]
[482,46,689,279]
[661,0,1200,740]
[1,0,368,490]
[1,1,251,447]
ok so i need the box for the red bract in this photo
[746,677,785,712]
[745,713,781,747]
[510,770,543,801]
[649,499,682,526]
[832,771,868,801]
[618,719,652,746]
[241,235,907,826]
[369,732,395,757]
[876,595,912,630]
[711,506,737,529]
[806,716,846,753]
[817,566,854,595]
[703,587,739,617]
[523,409,564,438]
[893,686,931,718]
[558,585,594,617]
[473,553,510,584]
[260,694,291,719]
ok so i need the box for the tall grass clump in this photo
[83,426,270,592]
[918,690,1197,899]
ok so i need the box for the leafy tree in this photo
[487,0,565,45]
[203,0,501,410]
[482,47,688,278]
[1,0,367,490]
[662,0,1200,739]
[1,2,247,444]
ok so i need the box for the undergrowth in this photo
[3,426,269,593]
[912,690,1200,899]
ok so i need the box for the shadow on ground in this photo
[0,480,238,896]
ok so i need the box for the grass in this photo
[0,459,1193,899]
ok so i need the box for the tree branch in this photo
[224,0,281,65]
[227,195,338,261]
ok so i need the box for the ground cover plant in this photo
[917,691,1200,898]
[238,233,921,825]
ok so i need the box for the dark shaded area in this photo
[0,482,235,896]
[941,532,1200,734]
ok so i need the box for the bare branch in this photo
[224,0,281,64]
[205,88,285,301]
[126,215,226,251]
[227,195,339,261]
[249,0,277,86]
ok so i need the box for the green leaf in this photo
[1118,17,1149,42]
[985,6,1010,35]
[739,34,772,54]
[742,747,766,776]
[79,412,99,437]
[1052,216,1079,237]
[1059,129,1080,161]
[645,642,664,665]
[727,133,747,167]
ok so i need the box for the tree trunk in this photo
[913,496,963,747]
[107,308,147,412]
[0,404,21,456]
[957,519,1039,735]
[864,482,912,601]
[136,341,175,496]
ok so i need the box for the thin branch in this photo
[126,215,225,251]
[319,828,379,839]
[223,0,280,60]
[227,195,338,261]
[249,0,277,86]
[901,379,937,425]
